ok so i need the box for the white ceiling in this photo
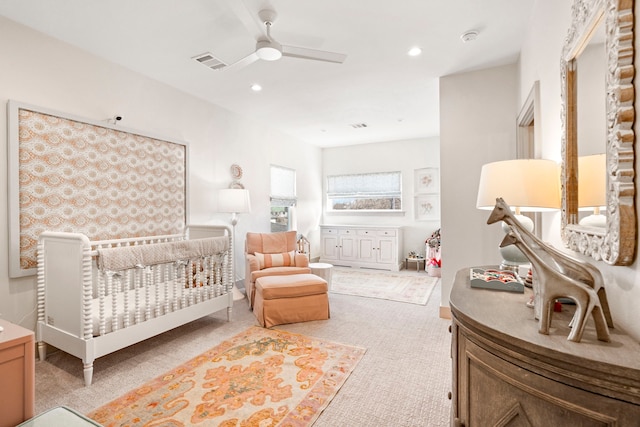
[0,0,535,147]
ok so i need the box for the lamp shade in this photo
[578,154,606,209]
[476,159,560,212]
[218,188,251,214]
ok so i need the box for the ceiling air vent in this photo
[350,123,368,129]
[192,52,227,71]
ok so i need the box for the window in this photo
[327,171,402,211]
[270,165,296,232]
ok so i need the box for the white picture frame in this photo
[415,194,440,221]
[414,167,439,194]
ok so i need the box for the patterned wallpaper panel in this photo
[15,107,187,271]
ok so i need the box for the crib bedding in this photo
[97,236,229,271]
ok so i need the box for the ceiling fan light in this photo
[256,40,282,61]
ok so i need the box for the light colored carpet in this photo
[87,326,365,426]
[330,266,439,305]
[33,269,451,426]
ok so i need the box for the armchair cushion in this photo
[255,250,296,269]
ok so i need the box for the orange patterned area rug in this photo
[87,326,366,427]
[330,267,438,305]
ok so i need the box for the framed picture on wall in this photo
[6,100,189,278]
[414,167,439,194]
[415,194,440,221]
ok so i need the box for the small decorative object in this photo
[497,212,610,343]
[229,163,244,189]
[230,163,243,180]
[426,229,441,271]
[426,229,441,250]
[470,267,523,293]
[297,234,310,260]
[427,257,442,277]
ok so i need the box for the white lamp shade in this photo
[218,189,251,214]
[578,154,606,209]
[476,159,560,212]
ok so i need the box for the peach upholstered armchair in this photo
[245,230,311,308]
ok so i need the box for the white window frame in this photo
[270,164,297,206]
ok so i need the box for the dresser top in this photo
[0,319,34,349]
[450,267,640,391]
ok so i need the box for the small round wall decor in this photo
[230,164,243,180]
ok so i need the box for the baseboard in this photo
[439,306,451,320]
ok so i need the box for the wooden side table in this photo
[404,257,425,271]
[0,319,35,427]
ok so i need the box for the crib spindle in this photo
[134,265,142,325]
[123,269,130,328]
[110,273,118,333]
[154,264,161,318]
[145,266,152,321]
[98,273,107,336]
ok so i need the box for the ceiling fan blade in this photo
[222,52,260,71]
[281,45,347,64]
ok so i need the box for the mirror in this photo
[561,0,636,265]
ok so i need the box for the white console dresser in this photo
[319,225,403,271]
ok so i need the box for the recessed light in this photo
[408,47,422,57]
[250,84,262,92]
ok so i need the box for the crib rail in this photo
[90,233,186,256]
[95,251,228,336]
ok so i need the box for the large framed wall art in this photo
[7,101,189,278]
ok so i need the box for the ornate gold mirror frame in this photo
[561,0,636,265]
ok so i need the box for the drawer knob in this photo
[448,391,452,400]
[448,325,452,333]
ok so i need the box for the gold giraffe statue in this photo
[501,225,610,342]
[487,197,613,328]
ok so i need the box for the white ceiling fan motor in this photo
[256,11,282,61]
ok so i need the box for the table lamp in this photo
[476,159,560,272]
[218,188,251,301]
[578,154,606,228]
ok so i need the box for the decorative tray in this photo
[470,267,524,293]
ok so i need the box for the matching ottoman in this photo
[254,274,330,328]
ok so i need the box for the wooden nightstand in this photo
[0,319,35,427]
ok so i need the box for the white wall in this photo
[439,64,518,313]
[517,1,640,340]
[0,17,322,329]
[321,137,441,259]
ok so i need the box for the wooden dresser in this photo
[0,319,35,427]
[449,267,640,426]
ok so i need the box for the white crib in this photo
[36,224,233,386]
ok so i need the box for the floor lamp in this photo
[476,159,561,274]
[218,188,251,301]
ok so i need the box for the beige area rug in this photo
[87,326,366,426]
[330,267,439,305]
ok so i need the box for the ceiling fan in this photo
[222,9,347,71]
